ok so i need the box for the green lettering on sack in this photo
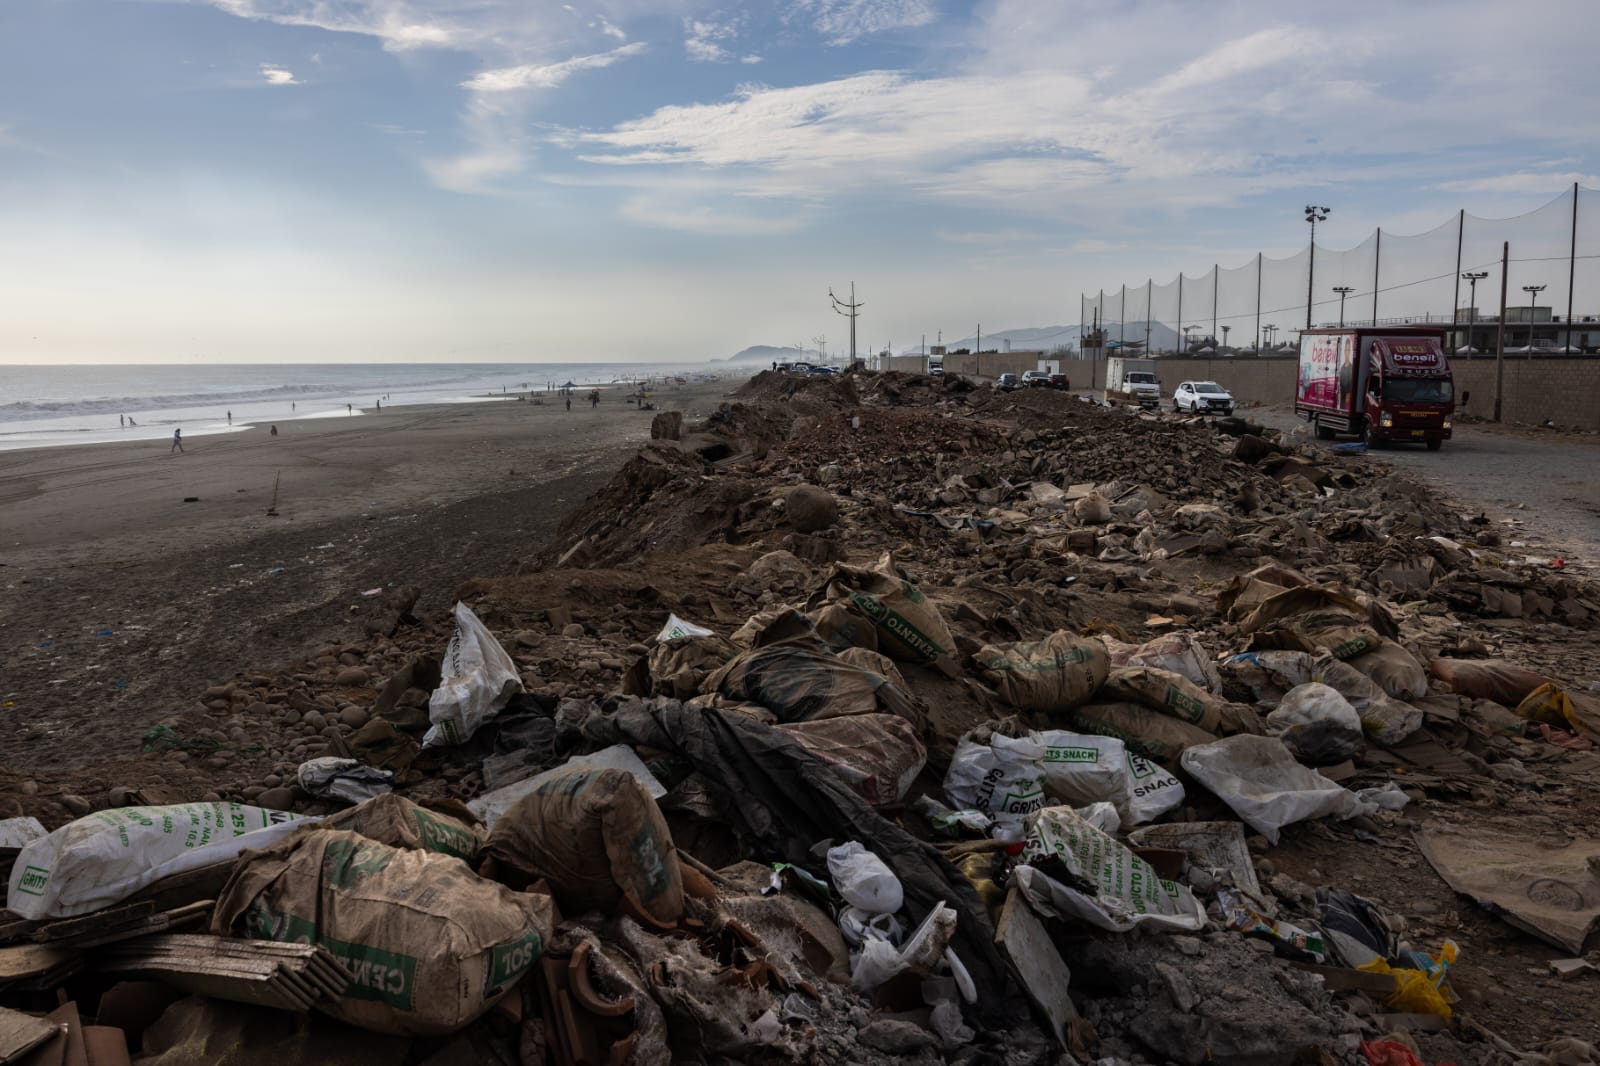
[486,930,542,994]
[1163,686,1207,724]
[412,809,480,860]
[1044,746,1100,764]
[15,865,49,896]
[266,912,417,1009]
[629,823,671,897]
[322,836,395,889]
[849,592,945,661]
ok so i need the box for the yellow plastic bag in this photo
[1358,941,1458,1017]
[1516,683,1600,743]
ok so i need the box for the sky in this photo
[1,0,1597,364]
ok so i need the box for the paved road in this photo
[1249,403,1600,574]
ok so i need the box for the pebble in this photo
[562,623,586,639]
[201,791,222,803]
[263,774,283,788]
[303,711,327,731]
[18,779,38,795]
[855,1019,937,1055]
[258,787,295,810]
[106,786,133,808]
[336,667,371,687]
[339,705,371,729]
[61,793,92,817]
[205,755,232,770]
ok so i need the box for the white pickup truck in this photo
[1105,358,1162,408]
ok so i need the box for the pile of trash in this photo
[5,368,1600,1065]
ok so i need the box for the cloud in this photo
[1436,171,1599,194]
[618,194,806,235]
[597,17,626,40]
[464,42,646,92]
[936,228,1046,245]
[208,0,460,52]
[259,63,299,85]
[422,148,523,194]
[684,17,741,62]
[789,0,937,45]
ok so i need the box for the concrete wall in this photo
[887,351,1600,430]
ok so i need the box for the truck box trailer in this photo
[1105,357,1162,408]
[1296,327,1454,450]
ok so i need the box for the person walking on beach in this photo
[270,425,278,437]
[565,393,572,411]
[590,389,599,409]
[226,411,232,425]
[171,428,184,454]
[120,414,125,428]
[347,403,353,415]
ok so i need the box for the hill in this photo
[719,344,820,364]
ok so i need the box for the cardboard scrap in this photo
[995,884,1077,1049]
[1414,824,1600,954]
[0,1005,59,1064]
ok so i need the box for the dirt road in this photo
[1250,404,1600,575]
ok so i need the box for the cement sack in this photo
[820,552,955,665]
[424,601,523,747]
[296,757,393,804]
[484,767,683,926]
[1108,632,1223,694]
[1266,683,1364,765]
[1347,641,1430,701]
[976,631,1109,714]
[703,641,914,722]
[805,603,881,654]
[1065,702,1217,765]
[656,613,714,641]
[469,745,666,828]
[1015,806,1206,933]
[1100,666,1224,733]
[323,794,484,862]
[647,635,736,699]
[1430,658,1552,707]
[213,828,549,1035]
[836,647,912,690]
[1180,735,1364,845]
[1032,729,1184,829]
[776,714,926,809]
[1222,652,1422,746]
[7,802,311,921]
[943,734,1047,831]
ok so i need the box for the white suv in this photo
[1173,380,1234,415]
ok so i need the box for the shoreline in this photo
[0,380,732,770]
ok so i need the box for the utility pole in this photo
[1333,286,1354,328]
[1494,241,1508,422]
[1462,272,1487,352]
[1305,205,1329,329]
[1522,285,1546,357]
[829,283,862,368]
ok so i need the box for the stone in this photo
[107,785,134,808]
[785,484,839,532]
[855,1019,938,1055]
[335,667,371,687]
[339,705,371,730]
[258,787,295,810]
[263,774,283,788]
[1154,961,1198,1013]
[61,793,92,817]
[562,623,586,639]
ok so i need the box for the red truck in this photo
[1295,327,1455,450]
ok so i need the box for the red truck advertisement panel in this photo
[1297,332,1355,410]
[1373,337,1446,373]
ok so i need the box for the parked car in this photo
[993,373,1021,391]
[809,365,840,375]
[1020,370,1051,388]
[1046,373,1070,390]
[928,365,945,376]
[1173,380,1235,415]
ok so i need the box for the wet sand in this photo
[0,381,732,767]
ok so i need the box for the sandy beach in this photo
[0,380,732,769]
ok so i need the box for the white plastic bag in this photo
[1180,735,1364,845]
[850,903,957,993]
[1032,730,1184,829]
[943,734,1047,831]
[1015,806,1206,933]
[1110,633,1223,694]
[424,601,524,747]
[6,802,311,920]
[826,841,903,914]
[656,613,714,642]
[838,906,903,947]
[297,757,394,804]
[1265,683,1364,765]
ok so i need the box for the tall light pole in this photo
[1221,325,1231,350]
[1304,205,1330,329]
[1522,284,1546,356]
[1332,286,1354,328]
[1461,271,1487,351]
[1183,325,1198,352]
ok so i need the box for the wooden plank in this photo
[0,1006,60,1064]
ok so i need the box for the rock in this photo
[201,791,222,803]
[562,623,586,639]
[263,774,283,788]
[106,786,134,808]
[855,1019,938,1055]
[303,711,327,732]
[335,667,371,687]
[1154,961,1198,1013]
[746,549,811,592]
[61,793,92,817]
[258,787,295,810]
[785,485,839,532]
[18,779,38,795]
[339,705,371,730]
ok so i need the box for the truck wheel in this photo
[1314,418,1335,440]
[1362,422,1385,449]
[1426,439,1442,451]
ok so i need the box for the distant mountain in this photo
[720,344,820,364]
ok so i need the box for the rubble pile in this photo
[5,367,1600,1065]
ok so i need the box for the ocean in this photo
[0,361,730,451]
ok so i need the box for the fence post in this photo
[1452,209,1464,353]
[1255,253,1262,350]
[1568,181,1579,352]
[1495,241,1508,423]
[1371,228,1382,326]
